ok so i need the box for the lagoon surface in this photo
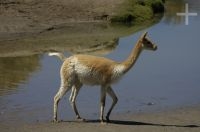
[0,0,200,124]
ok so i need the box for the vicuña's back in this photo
[49,32,157,123]
[61,54,124,85]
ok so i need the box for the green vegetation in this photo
[110,0,165,24]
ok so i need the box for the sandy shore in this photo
[0,0,122,39]
[1,106,199,132]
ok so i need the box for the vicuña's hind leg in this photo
[53,78,73,122]
[69,81,83,120]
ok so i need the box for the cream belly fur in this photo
[49,32,157,123]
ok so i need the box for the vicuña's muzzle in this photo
[153,45,157,51]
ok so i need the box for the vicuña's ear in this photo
[141,31,148,39]
[143,31,148,38]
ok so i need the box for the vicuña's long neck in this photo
[121,39,143,73]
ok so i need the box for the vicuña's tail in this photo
[48,52,66,61]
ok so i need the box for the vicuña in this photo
[49,32,157,123]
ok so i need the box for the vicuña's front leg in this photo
[106,86,118,122]
[100,86,107,123]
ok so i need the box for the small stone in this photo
[147,102,154,106]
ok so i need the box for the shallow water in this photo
[0,0,200,124]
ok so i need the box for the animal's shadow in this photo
[108,120,199,128]
[65,119,200,128]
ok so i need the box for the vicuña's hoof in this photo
[52,119,60,123]
[106,116,110,123]
[76,117,86,122]
[100,120,108,125]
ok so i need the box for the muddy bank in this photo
[0,0,122,37]
[0,0,164,39]
[0,0,164,57]
[1,106,200,132]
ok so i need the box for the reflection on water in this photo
[0,55,41,95]
[163,0,200,25]
[0,22,150,57]
[163,0,185,24]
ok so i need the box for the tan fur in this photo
[49,32,157,123]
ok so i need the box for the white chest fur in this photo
[111,64,125,82]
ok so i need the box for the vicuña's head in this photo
[140,32,157,51]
